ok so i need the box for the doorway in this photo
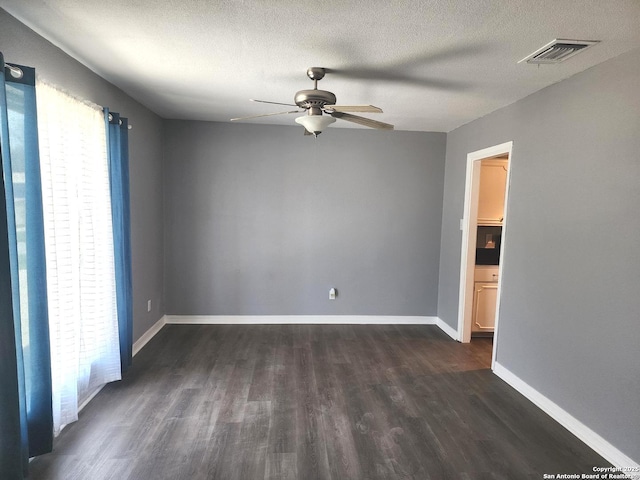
[457,142,513,369]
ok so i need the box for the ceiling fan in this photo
[230,67,394,137]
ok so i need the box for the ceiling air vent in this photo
[518,39,599,64]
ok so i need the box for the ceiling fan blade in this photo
[230,110,301,121]
[250,99,298,107]
[324,105,383,113]
[331,112,394,130]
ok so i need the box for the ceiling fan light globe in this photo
[295,115,336,135]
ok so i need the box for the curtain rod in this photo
[5,64,24,79]
[9,64,134,130]
[107,112,133,129]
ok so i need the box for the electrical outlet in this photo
[147,300,152,312]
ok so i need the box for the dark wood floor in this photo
[29,324,608,479]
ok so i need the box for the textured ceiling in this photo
[2,0,640,132]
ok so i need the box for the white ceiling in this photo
[2,0,640,132]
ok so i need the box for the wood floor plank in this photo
[247,340,276,401]
[196,421,241,480]
[265,452,297,480]
[216,359,255,424]
[267,329,297,454]
[26,324,611,480]
[234,400,270,480]
[293,339,331,480]
[312,331,363,480]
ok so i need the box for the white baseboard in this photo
[77,384,106,415]
[131,314,452,358]
[493,362,639,468]
[133,315,167,356]
[164,315,439,325]
[436,318,458,340]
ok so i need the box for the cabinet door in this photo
[477,161,507,225]
[472,282,498,332]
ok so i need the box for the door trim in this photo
[457,141,513,369]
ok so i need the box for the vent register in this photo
[519,39,599,64]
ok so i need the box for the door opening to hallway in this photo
[457,142,512,367]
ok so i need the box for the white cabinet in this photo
[472,266,499,333]
[472,282,498,333]
[477,159,508,226]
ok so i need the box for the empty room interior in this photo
[0,1,639,479]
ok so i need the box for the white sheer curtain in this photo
[36,79,121,435]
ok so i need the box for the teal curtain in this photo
[0,54,53,479]
[105,110,133,373]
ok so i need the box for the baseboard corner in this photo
[436,317,459,340]
[132,315,167,356]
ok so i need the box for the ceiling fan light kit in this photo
[294,114,336,137]
[231,67,394,136]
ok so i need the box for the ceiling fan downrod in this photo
[294,67,336,111]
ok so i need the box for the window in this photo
[36,79,121,434]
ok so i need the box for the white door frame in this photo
[457,141,513,369]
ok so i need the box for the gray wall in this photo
[0,9,165,341]
[164,122,445,316]
[438,48,640,460]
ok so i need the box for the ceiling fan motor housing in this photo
[294,89,336,112]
